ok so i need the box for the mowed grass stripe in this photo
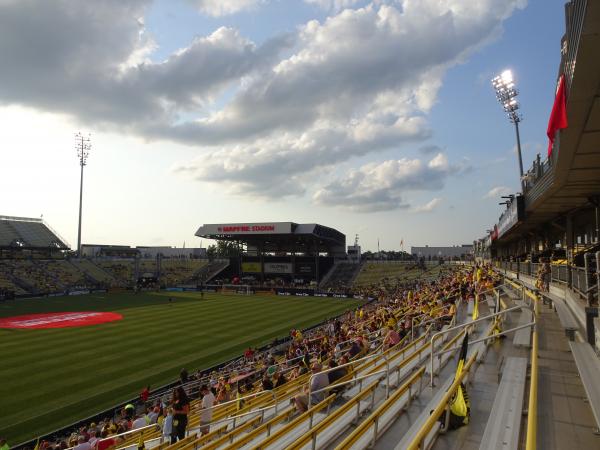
[0,294,297,354]
[0,292,361,443]
[0,295,253,349]
[0,294,328,350]
[2,299,348,403]
[2,304,354,437]
[3,306,342,418]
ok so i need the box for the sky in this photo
[0,0,565,252]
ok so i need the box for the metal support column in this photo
[566,214,573,288]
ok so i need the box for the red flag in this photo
[546,75,568,157]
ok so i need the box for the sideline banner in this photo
[242,262,262,273]
[274,288,354,298]
[264,262,292,274]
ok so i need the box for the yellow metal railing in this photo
[406,353,477,449]
[335,367,426,449]
[499,271,539,450]
[526,327,539,450]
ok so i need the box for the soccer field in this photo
[0,291,364,445]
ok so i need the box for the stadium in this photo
[1,1,600,450]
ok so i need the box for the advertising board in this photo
[242,262,262,273]
[264,262,293,274]
[497,196,525,239]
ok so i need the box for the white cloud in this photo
[484,186,512,199]
[173,0,524,195]
[190,0,263,16]
[312,153,461,212]
[304,0,361,11]
[173,121,430,197]
[0,0,525,199]
[413,197,442,213]
[0,1,293,129]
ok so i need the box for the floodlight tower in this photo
[75,132,91,257]
[492,70,524,192]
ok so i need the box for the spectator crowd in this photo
[4,263,499,450]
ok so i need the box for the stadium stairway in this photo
[0,262,29,295]
[319,262,360,290]
[195,260,230,283]
[71,258,120,286]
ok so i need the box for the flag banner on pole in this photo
[546,74,568,157]
[446,333,470,427]
[472,294,479,321]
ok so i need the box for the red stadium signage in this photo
[0,311,123,329]
[198,222,292,235]
[220,225,275,233]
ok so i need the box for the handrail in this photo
[433,321,535,360]
[411,313,452,341]
[114,435,163,450]
[219,407,295,450]
[429,303,526,385]
[526,328,539,450]
[186,402,276,436]
[406,353,478,450]
[248,394,336,450]
[288,379,382,450]
[93,423,159,449]
[308,367,390,407]
[335,367,426,449]
[305,348,384,396]
[409,304,450,340]
[307,330,428,407]
[193,388,276,415]
[188,415,262,450]
[499,267,544,450]
[184,389,281,434]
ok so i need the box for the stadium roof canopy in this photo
[0,215,70,250]
[195,222,346,256]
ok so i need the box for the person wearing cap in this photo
[123,403,135,420]
[294,362,329,413]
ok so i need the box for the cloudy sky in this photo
[0,0,564,251]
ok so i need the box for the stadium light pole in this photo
[492,70,525,193]
[75,133,91,257]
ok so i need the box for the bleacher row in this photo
[0,258,208,295]
[78,265,551,450]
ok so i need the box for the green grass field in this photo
[0,291,363,445]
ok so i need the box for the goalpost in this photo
[205,284,254,295]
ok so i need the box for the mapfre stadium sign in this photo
[197,222,292,235]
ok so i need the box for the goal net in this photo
[205,284,254,295]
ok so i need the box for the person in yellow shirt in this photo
[449,302,457,315]
[386,315,397,329]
